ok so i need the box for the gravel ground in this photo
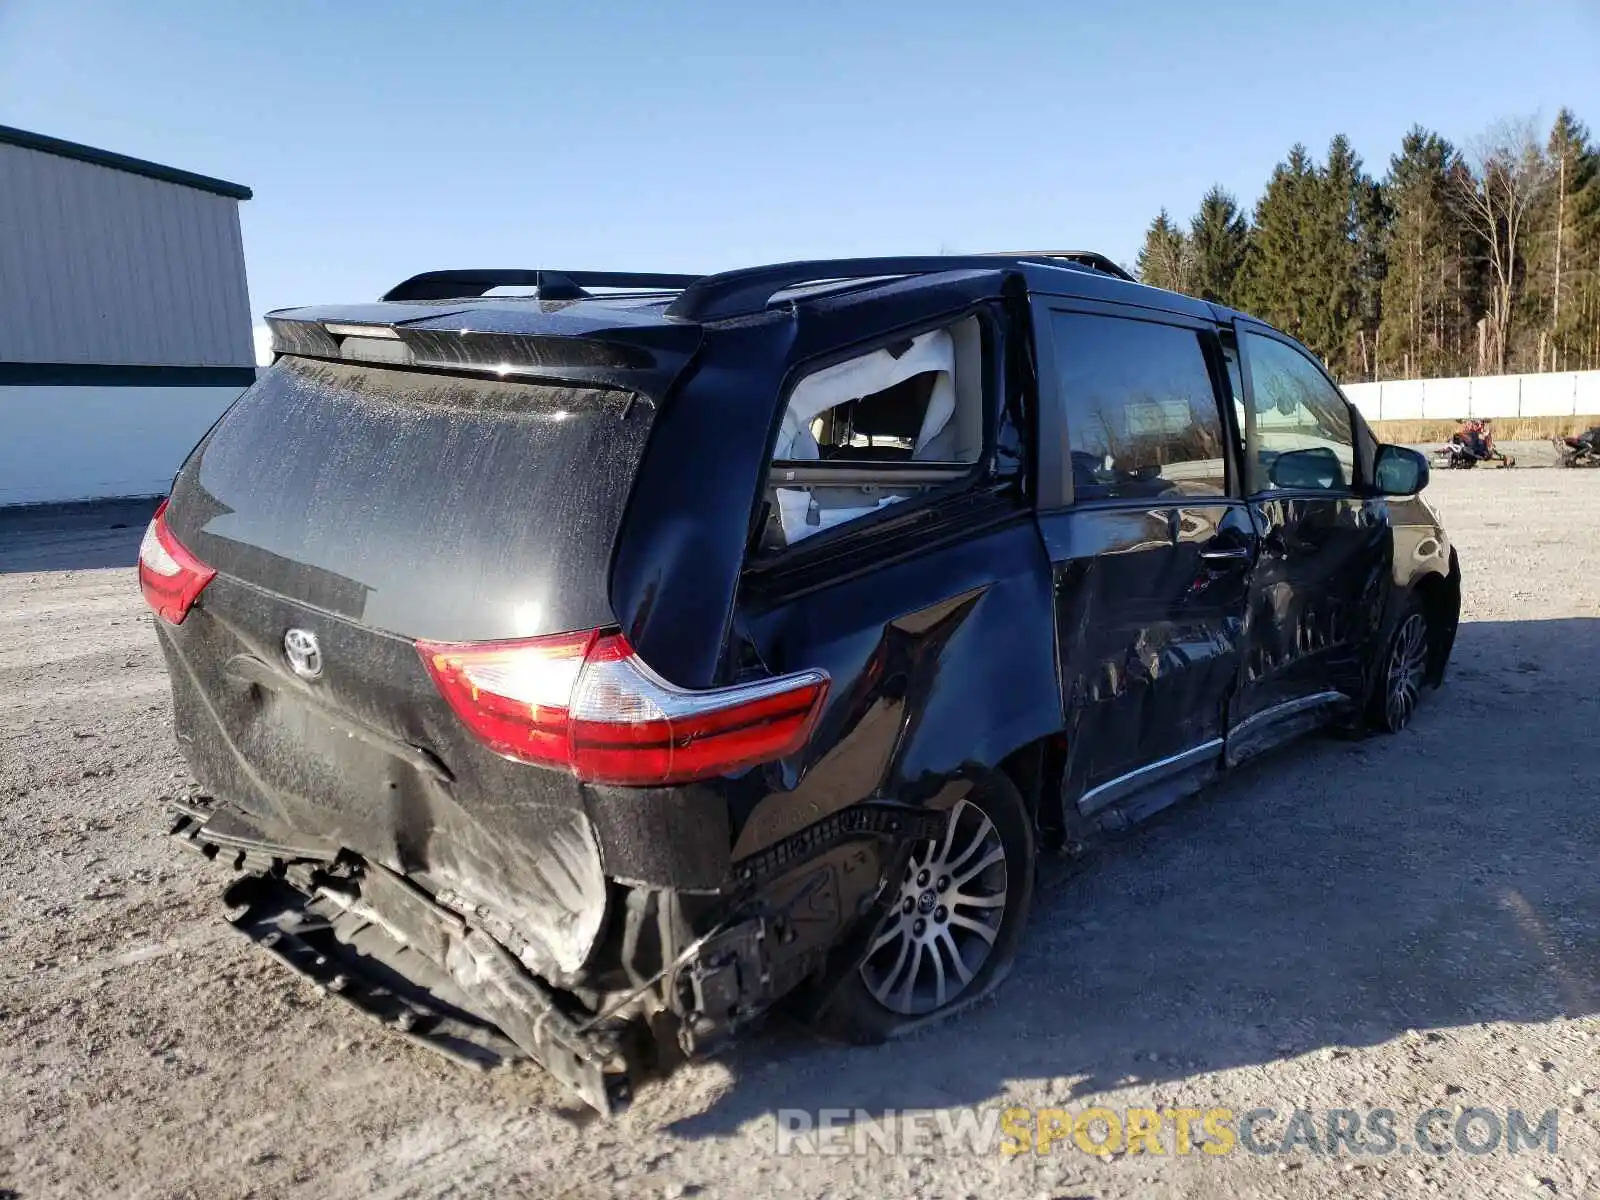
[3,472,1600,1200]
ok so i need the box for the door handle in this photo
[1199,545,1253,561]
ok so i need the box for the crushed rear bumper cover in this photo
[169,794,945,1115]
[170,800,632,1113]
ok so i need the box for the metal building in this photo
[0,125,254,506]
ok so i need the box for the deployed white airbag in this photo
[773,328,956,460]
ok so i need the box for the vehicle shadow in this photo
[667,616,1600,1137]
[0,497,158,573]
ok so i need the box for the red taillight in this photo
[417,630,829,786]
[138,499,216,625]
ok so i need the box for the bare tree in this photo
[1151,238,1195,296]
[1455,118,1551,374]
[1136,209,1196,295]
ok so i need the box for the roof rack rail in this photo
[382,269,704,303]
[981,250,1134,282]
[664,252,1132,322]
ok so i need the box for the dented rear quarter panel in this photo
[641,272,1067,859]
[730,511,1061,858]
[610,272,1018,693]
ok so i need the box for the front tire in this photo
[818,772,1035,1042]
[1368,599,1431,733]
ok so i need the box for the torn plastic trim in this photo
[574,802,950,1042]
[169,796,340,868]
[228,860,633,1114]
[224,873,529,1074]
[731,801,945,887]
[169,798,627,1110]
[171,796,946,1114]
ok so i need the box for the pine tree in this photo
[1136,107,1600,378]
[1377,128,1481,378]
[1299,135,1367,376]
[1565,117,1600,370]
[1188,186,1249,306]
[1350,160,1392,380]
[1530,110,1600,370]
[1136,209,1193,294]
[1240,145,1319,349]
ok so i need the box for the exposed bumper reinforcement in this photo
[224,873,527,1070]
[219,868,633,1114]
[169,794,948,1115]
[171,798,633,1114]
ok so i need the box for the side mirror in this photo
[1373,444,1429,496]
[1268,446,1344,490]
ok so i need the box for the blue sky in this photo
[2,0,1597,359]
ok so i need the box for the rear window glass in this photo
[168,357,654,642]
[1051,313,1227,501]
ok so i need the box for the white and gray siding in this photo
[0,126,255,505]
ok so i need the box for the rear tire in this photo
[1368,598,1431,733]
[818,772,1035,1043]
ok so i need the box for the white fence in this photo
[1343,370,1600,423]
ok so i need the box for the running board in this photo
[1086,763,1219,833]
[1078,739,1222,819]
[1224,691,1350,768]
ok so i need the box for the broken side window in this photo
[758,317,984,552]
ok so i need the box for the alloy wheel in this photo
[1384,612,1429,730]
[858,796,1009,1016]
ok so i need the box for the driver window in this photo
[1240,332,1355,493]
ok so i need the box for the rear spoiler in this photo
[383,269,703,303]
[263,301,706,393]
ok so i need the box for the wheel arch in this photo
[1412,550,1461,686]
[998,733,1068,850]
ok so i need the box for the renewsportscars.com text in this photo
[771,1106,1560,1158]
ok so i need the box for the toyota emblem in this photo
[283,628,323,680]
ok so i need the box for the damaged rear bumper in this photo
[169,795,943,1115]
[173,801,634,1112]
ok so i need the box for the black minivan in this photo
[143,255,1460,1112]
